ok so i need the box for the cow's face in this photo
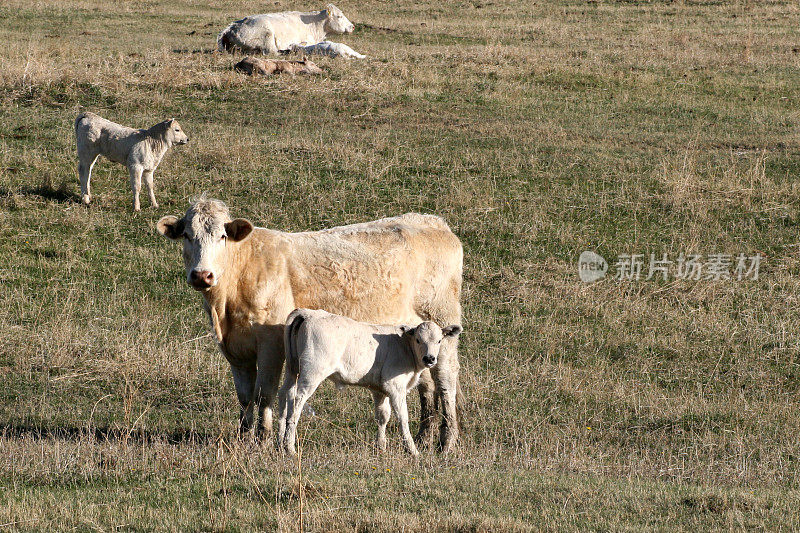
[164,119,189,145]
[401,322,462,368]
[156,200,253,291]
[326,4,355,34]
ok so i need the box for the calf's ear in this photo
[442,325,463,338]
[156,216,184,240]
[225,219,254,242]
[399,325,416,336]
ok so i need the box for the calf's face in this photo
[156,200,253,291]
[165,119,189,145]
[401,322,463,368]
[326,4,355,34]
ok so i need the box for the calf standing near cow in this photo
[278,309,462,456]
[156,198,464,453]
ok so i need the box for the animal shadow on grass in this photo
[171,48,217,55]
[1,423,217,446]
[0,182,80,204]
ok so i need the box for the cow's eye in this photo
[175,128,180,132]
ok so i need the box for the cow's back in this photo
[233,11,324,50]
[284,214,462,326]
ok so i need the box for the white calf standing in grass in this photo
[277,309,462,456]
[75,112,189,211]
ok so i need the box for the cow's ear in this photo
[442,325,462,338]
[156,216,184,240]
[326,3,338,14]
[225,219,254,242]
[399,325,416,337]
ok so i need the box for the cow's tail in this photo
[284,309,306,377]
[216,22,237,52]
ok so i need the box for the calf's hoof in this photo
[81,195,91,206]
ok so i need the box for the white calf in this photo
[277,309,462,456]
[288,41,365,59]
[75,112,189,211]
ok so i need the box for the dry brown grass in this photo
[1,0,800,530]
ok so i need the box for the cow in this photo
[287,41,365,59]
[278,309,462,456]
[217,4,355,55]
[75,112,189,211]
[156,198,463,452]
[234,56,324,76]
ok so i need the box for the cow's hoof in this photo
[81,195,91,206]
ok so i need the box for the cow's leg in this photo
[77,152,98,206]
[128,164,143,211]
[276,369,296,449]
[142,170,158,209]
[261,29,279,55]
[388,391,418,456]
[414,369,437,448]
[425,288,463,453]
[254,343,284,441]
[372,391,391,451]
[230,364,257,438]
[283,375,323,456]
[433,337,461,454]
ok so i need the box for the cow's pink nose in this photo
[190,270,214,289]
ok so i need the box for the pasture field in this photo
[1,0,800,530]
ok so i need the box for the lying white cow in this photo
[217,4,355,55]
[288,41,365,59]
[156,198,463,452]
[278,309,462,456]
[75,112,189,211]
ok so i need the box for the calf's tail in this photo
[284,309,306,376]
[74,112,87,132]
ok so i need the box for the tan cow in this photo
[217,4,355,55]
[156,198,463,452]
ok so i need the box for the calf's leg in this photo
[388,392,418,456]
[128,165,143,211]
[276,370,296,449]
[283,375,323,455]
[372,391,391,451]
[77,152,98,206]
[142,170,158,209]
